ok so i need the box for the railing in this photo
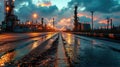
[73,32,120,40]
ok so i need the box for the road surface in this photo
[62,32,120,67]
[0,32,58,66]
[0,32,120,67]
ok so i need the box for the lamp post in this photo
[32,13,39,24]
[32,13,38,31]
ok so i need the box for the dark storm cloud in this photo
[39,6,58,17]
[14,0,58,21]
[68,0,120,13]
[0,0,120,28]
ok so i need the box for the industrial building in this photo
[2,0,19,32]
[73,5,91,32]
[1,0,49,32]
[77,23,91,31]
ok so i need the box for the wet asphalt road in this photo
[0,32,120,67]
[62,32,120,67]
[0,32,57,66]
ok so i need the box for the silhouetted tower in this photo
[53,18,55,28]
[4,0,15,16]
[106,17,110,29]
[44,23,47,31]
[90,11,94,30]
[41,18,44,30]
[110,19,113,29]
[2,0,19,32]
[73,5,79,32]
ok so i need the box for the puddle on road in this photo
[0,51,16,66]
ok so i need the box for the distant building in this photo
[78,23,91,31]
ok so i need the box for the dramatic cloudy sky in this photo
[0,0,120,29]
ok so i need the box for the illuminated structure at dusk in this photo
[0,0,120,67]
[2,0,19,32]
[1,0,54,32]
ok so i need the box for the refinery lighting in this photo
[6,6,10,12]
[32,13,38,19]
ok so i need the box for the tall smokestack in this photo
[73,5,78,32]
[4,0,15,16]
[41,18,44,30]
[106,17,110,29]
[53,18,55,28]
[90,11,94,30]
[110,19,113,29]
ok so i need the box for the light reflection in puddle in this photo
[45,33,53,39]
[31,41,39,50]
[0,51,16,66]
[62,33,77,62]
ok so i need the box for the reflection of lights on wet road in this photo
[62,33,76,61]
[0,33,55,66]
[45,33,54,39]
[0,51,16,66]
[31,40,39,50]
[27,33,41,36]
[66,33,73,44]
[77,39,80,45]
[109,34,115,39]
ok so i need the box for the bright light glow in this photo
[32,13,38,19]
[6,6,10,12]
[27,21,31,25]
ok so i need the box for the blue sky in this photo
[0,0,120,29]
